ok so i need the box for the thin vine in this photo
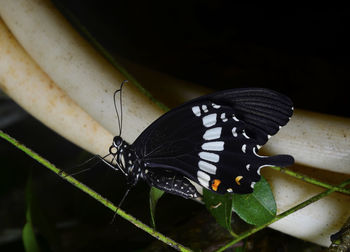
[269,166,350,195]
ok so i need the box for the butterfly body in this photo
[110,136,199,198]
[109,88,294,198]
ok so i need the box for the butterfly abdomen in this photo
[143,168,199,198]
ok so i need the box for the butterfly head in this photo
[109,136,140,186]
[109,136,123,157]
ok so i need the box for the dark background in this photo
[1,1,348,251]
[56,1,350,117]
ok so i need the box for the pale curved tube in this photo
[0,19,112,157]
[0,0,163,144]
[264,168,350,246]
[265,110,350,175]
[0,0,349,247]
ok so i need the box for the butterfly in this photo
[106,85,294,199]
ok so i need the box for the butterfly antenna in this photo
[110,187,131,224]
[113,80,128,136]
[113,89,121,136]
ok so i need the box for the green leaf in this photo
[232,176,276,226]
[149,187,165,229]
[22,222,41,252]
[203,189,235,235]
[22,175,40,252]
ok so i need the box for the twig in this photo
[0,130,192,252]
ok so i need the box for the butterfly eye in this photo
[113,136,123,147]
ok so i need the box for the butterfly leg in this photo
[144,169,199,199]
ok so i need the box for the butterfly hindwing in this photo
[133,88,294,196]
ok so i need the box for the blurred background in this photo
[1,2,349,251]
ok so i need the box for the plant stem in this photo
[0,130,192,252]
[216,178,350,252]
[270,166,350,195]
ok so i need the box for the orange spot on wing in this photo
[211,179,221,191]
[235,176,243,185]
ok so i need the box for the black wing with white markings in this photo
[132,88,294,195]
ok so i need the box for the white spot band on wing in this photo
[201,141,224,151]
[197,170,210,181]
[212,103,221,109]
[201,105,208,113]
[203,127,222,140]
[199,151,220,163]
[198,160,217,174]
[192,106,201,117]
[202,113,217,127]
[220,113,228,122]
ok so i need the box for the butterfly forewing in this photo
[132,88,294,195]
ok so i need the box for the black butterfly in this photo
[107,86,294,199]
